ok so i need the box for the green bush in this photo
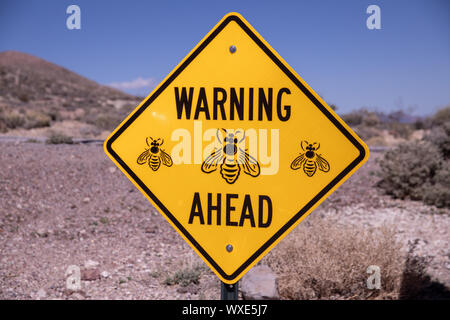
[377,106,450,208]
[421,162,450,208]
[377,142,442,201]
[423,121,450,159]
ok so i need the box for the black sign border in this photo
[105,14,367,282]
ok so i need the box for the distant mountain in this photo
[0,51,140,132]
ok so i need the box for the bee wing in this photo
[159,149,173,167]
[316,154,330,172]
[137,149,151,165]
[201,147,223,173]
[238,148,260,177]
[290,153,306,170]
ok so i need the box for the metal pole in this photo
[221,281,239,300]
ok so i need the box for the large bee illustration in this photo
[137,137,173,171]
[201,129,260,184]
[291,141,330,177]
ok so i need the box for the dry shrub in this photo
[366,135,388,147]
[45,130,73,144]
[341,109,366,126]
[162,252,209,288]
[84,108,134,131]
[0,108,51,130]
[265,218,403,300]
[1,110,25,129]
[341,109,379,127]
[354,126,382,141]
[0,121,6,133]
[340,109,416,142]
[24,110,51,129]
[362,112,380,127]
[88,114,122,130]
[164,264,203,287]
[387,122,413,139]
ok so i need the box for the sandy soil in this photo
[0,141,448,300]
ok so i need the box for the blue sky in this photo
[0,0,449,115]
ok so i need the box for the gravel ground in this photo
[0,141,448,299]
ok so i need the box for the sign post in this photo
[221,281,239,300]
[104,12,369,292]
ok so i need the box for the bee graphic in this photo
[291,141,330,177]
[201,129,260,184]
[137,137,173,171]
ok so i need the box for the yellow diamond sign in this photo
[104,13,369,284]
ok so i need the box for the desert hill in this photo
[0,51,140,137]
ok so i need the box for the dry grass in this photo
[264,216,404,300]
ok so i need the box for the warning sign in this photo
[104,12,369,284]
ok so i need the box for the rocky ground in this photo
[0,140,448,300]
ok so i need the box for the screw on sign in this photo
[104,12,369,298]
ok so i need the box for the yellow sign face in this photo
[104,13,369,284]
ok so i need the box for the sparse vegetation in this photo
[340,108,416,144]
[87,113,125,131]
[265,219,404,299]
[377,106,450,208]
[0,107,51,130]
[99,217,109,224]
[0,51,448,300]
[164,264,204,287]
[386,122,413,139]
[24,110,51,129]
[45,131,73,144]
[2,110,26,129]
[0,51,140,136]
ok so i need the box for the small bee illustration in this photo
[291,141,330,177]
[202,129,260,184]
[137,137,173,171]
